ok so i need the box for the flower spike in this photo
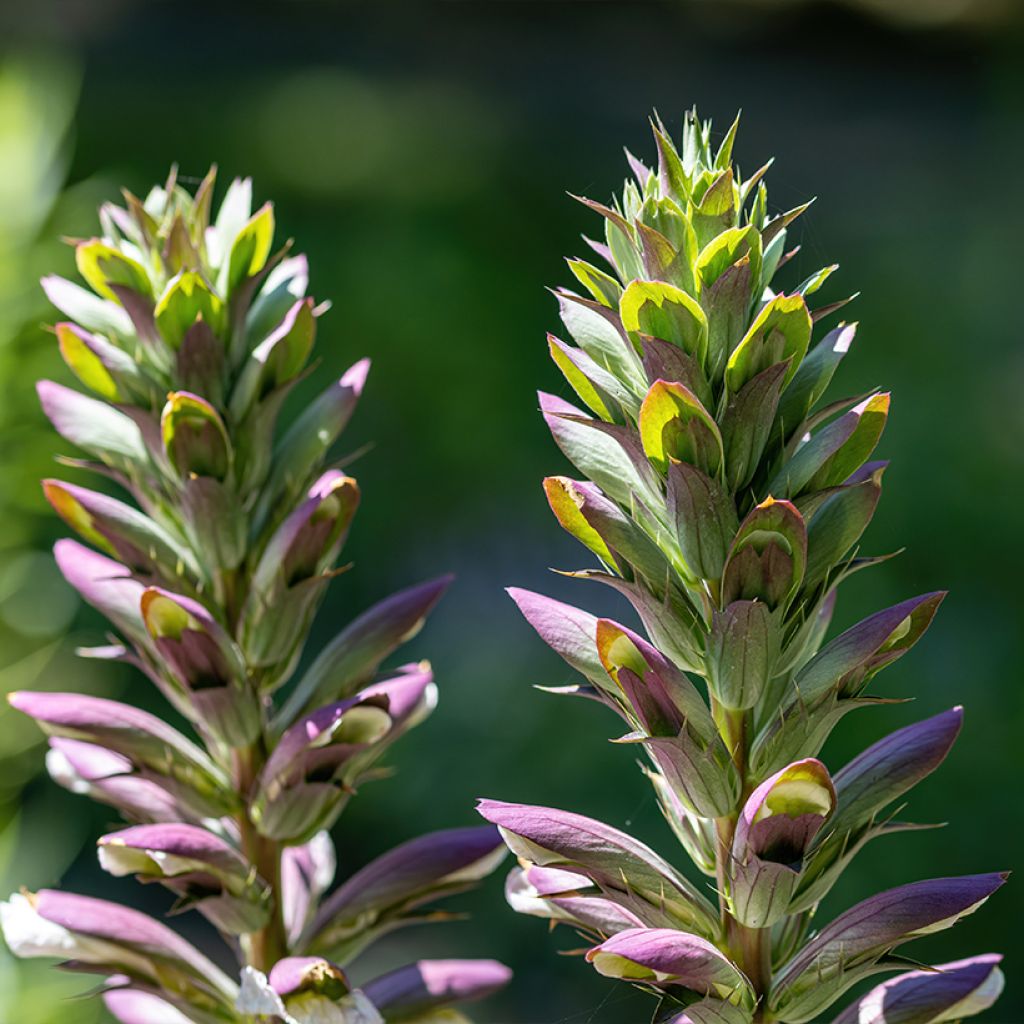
[3,171,508,1021]
[481,109,1004,1021]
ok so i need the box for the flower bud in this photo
[160,391,231,481]
[250,692,392,842]
[585,927,752,1004]
[639,379,723,476]
[721,497,806,608]
[98,823,271,934]
[140,587,260,746]
[728,758,835,928]
[240,471,360,669]
[362,959,512,1021]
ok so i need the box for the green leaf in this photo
[726,293,811,394]
[55,323,122,401]
[567,258,622,307]
[556,291,646,390]
[154,270,225,350]
[770,393,890,497]
[75,240,152,303]
[720,361,789,491]
[803,470,884,588]
[638,379,722,475]
[620,280,708,365]
[43,275,133,336]
[544,476,619,569]
[224,202,275,293]
[691,167,736,248]
[547,335,616,422]
[665,461,738,581]
[706,599,777,710]
[696,225,762,289]
[542,393,659,507]
[160,391,232,480]
[775,323,857,442]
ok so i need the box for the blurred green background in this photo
[1,1,1022,1021]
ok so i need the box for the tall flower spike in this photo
[481,110,1005,1022]
[2,170,509,1022]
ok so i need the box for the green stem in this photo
[233,742,287,972]
[710,699,773,1014]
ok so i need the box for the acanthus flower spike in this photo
[481,109,1005,1022]
[3,170,508,1022]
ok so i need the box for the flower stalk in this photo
[1,169,511,1023]
[481,111,1006,1024]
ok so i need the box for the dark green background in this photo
[0,2,1021,1021]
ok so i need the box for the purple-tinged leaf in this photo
[268,956,349,998]
[277,575,451,726]
[44,479,196,583]
[539,391,655,508]
[770,874,1008,1023]
[52,538,148,644]
[507,588,609,694]
[261,357,370,513]
[46,737,186,824]
[37,380,147,468]
[98,823,271,934]
[477,800,718,938]
[722,498,806,609]
[831,954,1004,1024]
[586,927,752,1002]
[103,988,193,1024]
[0,889,237,1003]
[363,959,512,1019]
[666,461,738,581]
[8,690,235,818]
[796,592,945,700]
[281,832,336,946]
[505,863,646,936]
[595,617,712,737]
[719,361,789,491]
[308,826,506,958]
[828,707,963,837]
[775,323,857,443]
[140,586,260,746]
[769,392,890,498]
[42,274,133,335]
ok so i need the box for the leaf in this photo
[665,461,738,580]
[224,202,275,292]
[638,380,722,475]
[274,575,451,726]
[75,239,152,303]
[37,380,147,469]
[719,361,789,491]
[154,270,225,350]
[42,275,133,336]
[726,293,811,394]
[620,280,708,365]
[769,392,890,498]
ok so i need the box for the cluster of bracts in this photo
[0,114,1007,1024]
